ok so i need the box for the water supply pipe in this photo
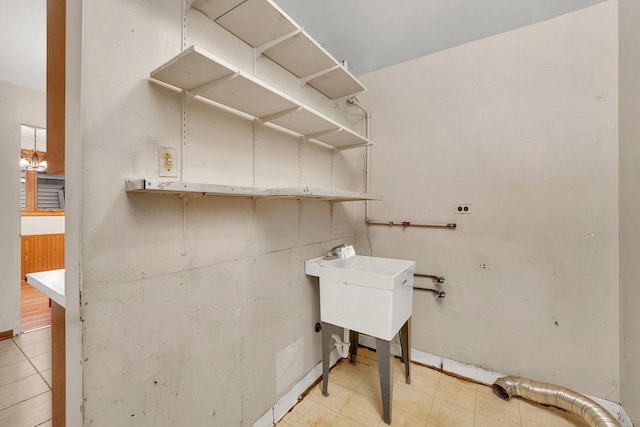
[492,376,620,427]
[415,273,446,283]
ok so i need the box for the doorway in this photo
[19,124,66,332]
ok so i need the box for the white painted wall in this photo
[0,80,46,335]
[74,2,365,425]
[21,216,65,235]
[357,1,619,401]
[618,0,640,422]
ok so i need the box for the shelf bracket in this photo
[258,106,303,125]
[188,70,241,98]
[184,0,196,11]
[255,27,303,59]
[335,142,373,152]
[183,91,197,106]
[301,64,341,86]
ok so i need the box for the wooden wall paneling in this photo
[47,0,65,176]
[21,234,65,279]
[51,301,66,426]
[24,169,38,211]
[21,280,52,332]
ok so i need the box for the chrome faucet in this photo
[324,243,347,260]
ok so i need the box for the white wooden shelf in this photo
[126,179,382,202]
[151,46,369,149]
[189,0,246,21]
[192,0,366,99]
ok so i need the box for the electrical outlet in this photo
[454,204,472,214]
[158,147,177,178]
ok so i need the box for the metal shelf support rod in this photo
[366,220,456,229]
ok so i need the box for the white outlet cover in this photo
[454,204,472,214]
[158,147,177,178]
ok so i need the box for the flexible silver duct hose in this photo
[492,376,620,427]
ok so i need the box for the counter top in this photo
[26,269,65,308]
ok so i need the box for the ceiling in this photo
[273,0,606,76]
[0,0,605,91]
[0,0,46,91]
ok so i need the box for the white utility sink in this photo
[305,255,416,341]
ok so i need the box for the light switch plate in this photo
[158,147,177,178]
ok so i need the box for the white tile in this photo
[15,339,51,359]
[0,391,51,427]
[30,353,51,373]
[0,339,15,353]
[0,346,26,369]
[12,328,51,348]
[40,369,52,389]
[0,374,50,411]
[0,360,38,388]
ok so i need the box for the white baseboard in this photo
[252,349,341,427]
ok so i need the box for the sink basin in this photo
[306,255,416,340]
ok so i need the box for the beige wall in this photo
[74,2,365,425]
[0,81,46,334]
[357,1,619,400]
[619,0,640,422]
[69,0,632,424]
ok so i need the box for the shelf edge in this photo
[125,180,382,202]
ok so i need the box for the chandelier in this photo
[20,128,47,171]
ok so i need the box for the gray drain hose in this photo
[492,376,620,427]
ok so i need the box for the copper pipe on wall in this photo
[414,273,445,283]
[366,220,457,229]
[492,376,620,427]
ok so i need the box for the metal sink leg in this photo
[399,318,411,384]
[321,322,333,396]
[376,338,393,425]
[321,318,411,424]
[349,330,360,364]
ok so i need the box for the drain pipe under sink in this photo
[332,329,351,358]
[492,376,620,427]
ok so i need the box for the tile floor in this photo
[0,327,52,426]
[0,330,596,427]
[277,347,589,427]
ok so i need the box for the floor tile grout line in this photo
[11,336,52,391]
[0,368,45,391]
[0,351,29,371]
[0,389,50,414]
[14,335,52,351]
[423,393,436,426]
[34,418,53,427]
[12,334,51,351]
